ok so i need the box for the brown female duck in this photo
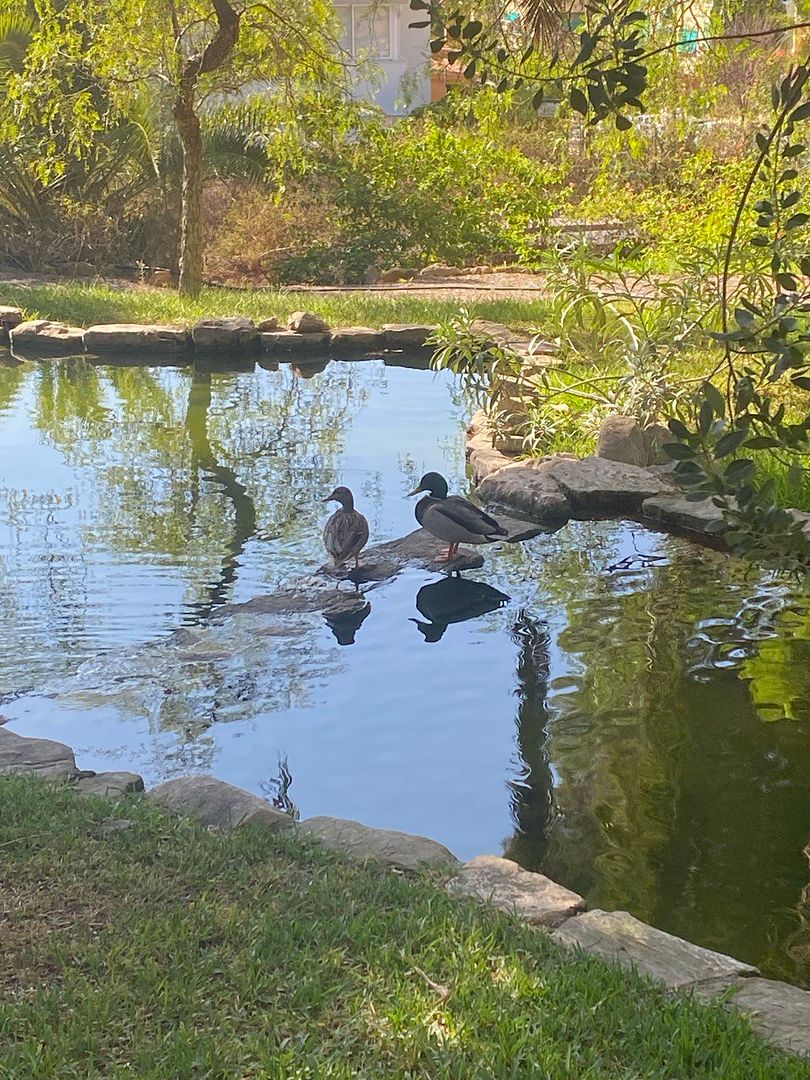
[323,486,369,569]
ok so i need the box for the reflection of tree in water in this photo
[502,610,557,871]
[14,360,379,615]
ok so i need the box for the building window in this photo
[338,5,395,60]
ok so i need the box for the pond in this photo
[1,352,809,989]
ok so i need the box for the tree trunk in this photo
[170,0,241,299]
[174,91,205,298]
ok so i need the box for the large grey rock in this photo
[73,771,144,797]
[191,317,259,351]
[331,327,385,355]
[597,415,649,467]
[597,415,672,467]
[478,460,571,525]
[84,323,190,354]
[148,775,293,830]
[10,320,85,356]
[553,910,757,989]
[287,310,330,334]
[0,727,77,778]
[696,977,810,1058]
[0,306,23,343]
[448,855,585,927]
[542,456,672,516]
[298,816,458,870]
[642,493,726,535]
[261,330,330,355]
[382,324,434,349]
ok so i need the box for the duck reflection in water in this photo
[411,576,509,643]
[324,598,372,646]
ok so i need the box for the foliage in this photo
[1,776,807,1077]
[663,65,810,572]
[1,0,341,294]
[259,91,567,284]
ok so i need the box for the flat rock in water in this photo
[73,771,145,797]
[642,493,726,535]
[10,320,85,356]
[478,461,571,525]
[191,317,259,351]
[448,855,585,926]
[541,456,672,516]
[553,909,757,989]
[695,976,810,1058]
[148,775,293,831]
[298,816,458,870]
[0,727,77,778]
[371,528,484,572]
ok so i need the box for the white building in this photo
[335,1,431,115]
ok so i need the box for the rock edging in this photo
[1,726,808,1059]
[2,307,437,364]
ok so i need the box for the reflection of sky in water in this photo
[1,356,809,988]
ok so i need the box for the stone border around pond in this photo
[1,308,435,362]
[1,725,808,1060]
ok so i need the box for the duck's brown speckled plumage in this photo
[323,486,369,568]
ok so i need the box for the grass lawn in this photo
[0,778,807,1079]
[0,280,552,333]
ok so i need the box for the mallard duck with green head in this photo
[407,471,507,560]
[323,486,369,569]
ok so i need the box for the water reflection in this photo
[411,577,509,642]
[324,597,372,646]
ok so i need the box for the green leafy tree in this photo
[3,0,341,294]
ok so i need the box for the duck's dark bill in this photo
[407,485,425,496]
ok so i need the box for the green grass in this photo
[1,778,807,1079]
[0,281,552,332]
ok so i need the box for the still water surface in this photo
[0,354,808,987]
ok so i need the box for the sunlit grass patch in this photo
[0,777,806,1078]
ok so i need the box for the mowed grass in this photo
[1,779,807,1079]
[0,280,552,332]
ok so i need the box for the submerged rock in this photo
[0,728,77,778]
[298,815,458,870]
[148,775,294,831]
[448,855,585,926]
